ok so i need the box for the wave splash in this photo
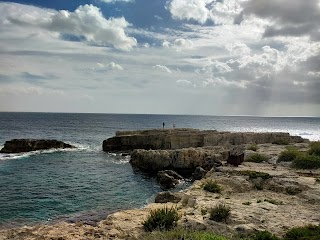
[0,142,102,161]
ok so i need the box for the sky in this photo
[0,0,319,116]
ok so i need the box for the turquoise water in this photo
[0,113,319,228]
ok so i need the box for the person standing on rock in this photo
[163,122,165,129]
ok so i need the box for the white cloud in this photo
[202,77,248,88]
[176,79,192,86]
[169,0,213,24]
[226,42,251,56]
[99,0,134,3]
[152,65,172,73]
[161,38,193,50]
[94,62,124,71]
[202,59,233,74]
[0,3,137,50]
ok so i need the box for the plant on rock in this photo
[246,153,269,163]
[209,202,230,222]
[142,206,180,232]
[278,148,301,162]
[203,179,222,193]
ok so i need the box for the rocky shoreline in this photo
[0,130,319,240]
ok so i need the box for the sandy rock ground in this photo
[1,143,319,240]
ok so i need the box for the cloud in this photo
[168,0,213,24]
[0,3,137,50]
[202,60,233,74]
[152,65,172,73]
[94,62,124,71]
[236,0,320,40]
[99,0,134,3]
[176,79,192,86]
[162,38,193,50]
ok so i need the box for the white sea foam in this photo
[0,142,100,161]
[110,154,130,164]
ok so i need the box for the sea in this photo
[0,112,320,229]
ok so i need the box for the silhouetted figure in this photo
[163,122,165,129]
[173,123,176,128]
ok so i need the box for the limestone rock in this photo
[0,139,75,153]
[155,191,184,203]
[227,146,245,166]
[192,167,207,180]
[130,148,226,174]
[157,170,183,189]
[103,129,307,152]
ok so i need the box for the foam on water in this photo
[0,142,98,161]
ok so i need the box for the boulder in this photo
[0,139,75,153]
[156,170,183,189]
[130,147,226,174]
[192,166,207,180]
[227,146,245,166]
[154,191,184,203]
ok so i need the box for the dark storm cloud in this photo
[235,0,320,40]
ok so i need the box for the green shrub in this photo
[292,153,320,169]
[272,139,290,145]
[142,207,180,232]
[250,230,280,240]
[140,228,227,240]
[309,142,320,156]
[209,203,231,222]
[246,153,269,163]
[278,149,301,162]
[203,180,222,193]
[257,199,262,203]
[239,170,272,180]
[284,225,320,240]
[242,202,251,205]
[247,144,258,151]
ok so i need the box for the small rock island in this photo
[0,139,75,153]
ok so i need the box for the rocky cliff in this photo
[0,139,75,153]
[103,129,307,152]
[130,147,227,174]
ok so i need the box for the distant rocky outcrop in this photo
[103,129,307,152]
[0,139,75,153]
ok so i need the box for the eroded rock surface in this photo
[130,147,226,174]
[103,129,307,152]
[0,139,75,153]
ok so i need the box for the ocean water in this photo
[0,112,320,228]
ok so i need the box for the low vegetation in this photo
[278,148,301,162]
[309,142,320,156]
[203,180,222,193]
[248,230,280,240]
[247,144,258,151]
[140,229,227,240]
[142,207,180,232]
[292,154,320,169]
[209,202,231,222]
[246,153,269,163]
[239,170,272,180]
[283,225,320,240]
[242,201,251,205]
[272,139,290,145]
[275,142,320,169]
